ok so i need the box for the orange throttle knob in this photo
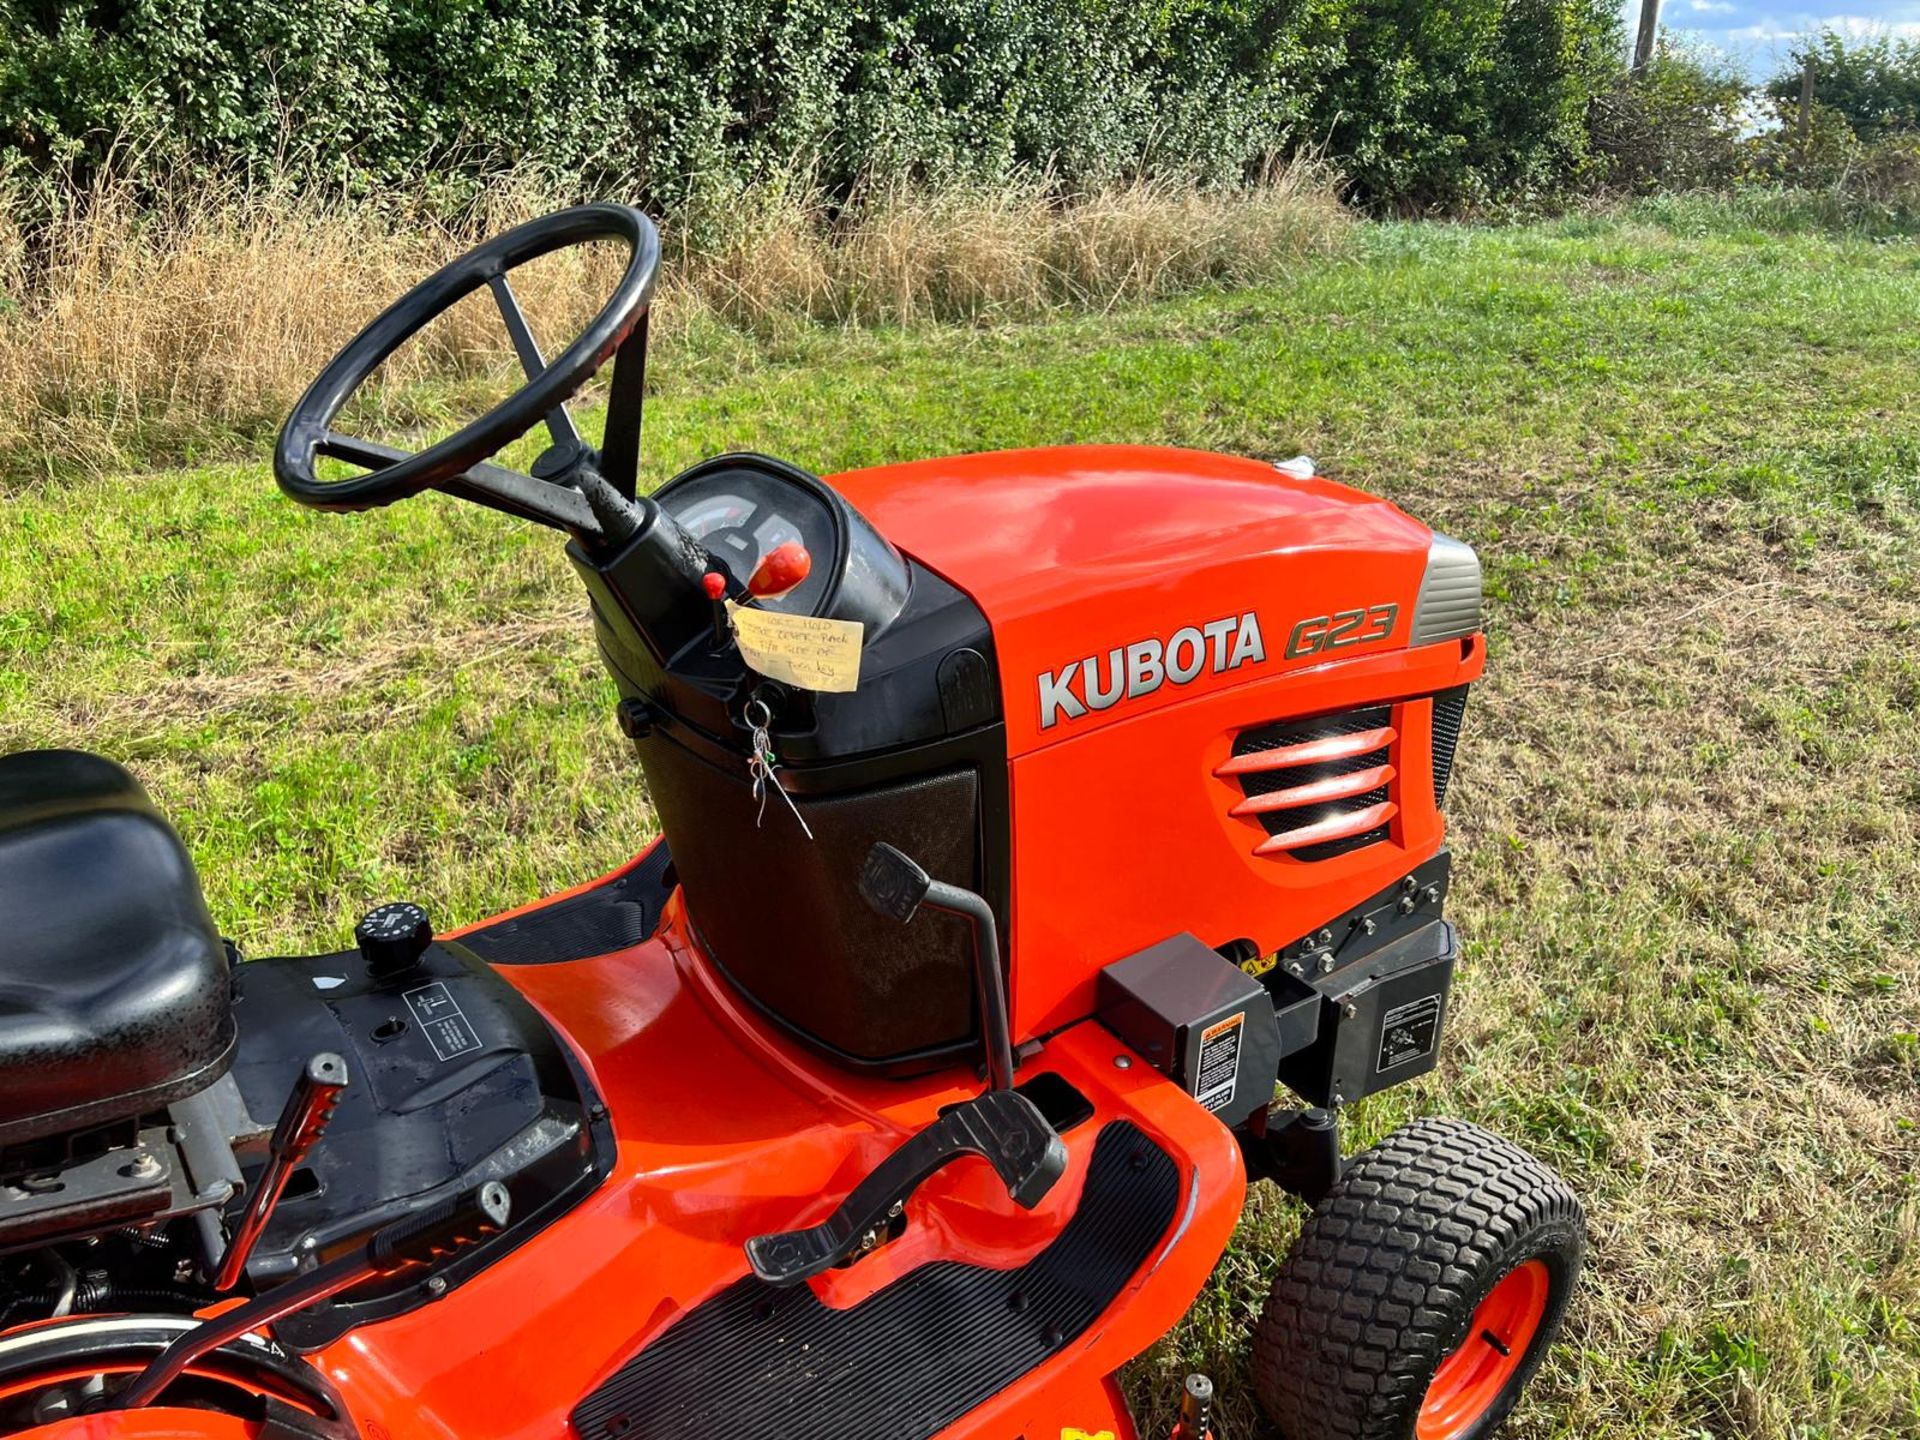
[748,541,812,599]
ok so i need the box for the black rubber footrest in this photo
[458,844,673,966]
[572,1120,1180,1440]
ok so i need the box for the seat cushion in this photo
[0,750,234,1148]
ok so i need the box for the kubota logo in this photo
[1038,612,1265,730]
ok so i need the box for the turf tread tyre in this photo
[1251,1117,1583,1440]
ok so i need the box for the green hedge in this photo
[0,0,1623,211]
[1766,30,1920,143]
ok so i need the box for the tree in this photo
[1765,29,1920,142]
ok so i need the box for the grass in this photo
[3,204,1918,1438]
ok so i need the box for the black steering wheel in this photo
[274,203,660,540]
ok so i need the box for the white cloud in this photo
[1689,1,1738,13]
[1724,13,1920,42]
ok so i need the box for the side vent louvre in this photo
[1218,705,1396,862]
[1430,686,1469,807]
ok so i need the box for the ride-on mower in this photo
[0,205,1584,1440]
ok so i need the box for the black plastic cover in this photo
[1097,933,1284,1129]
[0,750,234,1148]
[1277,920,1457,1107]
[641,740,982,1063]
[570,452,1013,1072]
[225,937,611,1348]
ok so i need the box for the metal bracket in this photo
[1239,1106,1343,1204]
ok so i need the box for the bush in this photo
[0,1,1321,204]
[1588,41,1751,194]
[1765,29,1920,144]
[1290,0,1624,213]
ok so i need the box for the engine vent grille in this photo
[1430,686,1469,807]
[1218,705,1396,861]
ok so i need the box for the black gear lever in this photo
[743,845,1067,1287]
[859,843,1017,1090]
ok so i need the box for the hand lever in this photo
[858,842,1015,1092]
[214,1053,349,1291]
[747,541,811,600]
[117,1183,510,1410]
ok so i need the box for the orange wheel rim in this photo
[1416,1257,1551,1440]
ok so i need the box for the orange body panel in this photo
[829,445,1435,757]
[1010,637,1482,1036]
[831,444,1478,1042]
[23,1420,258,1440]
[317,903,1239,1440]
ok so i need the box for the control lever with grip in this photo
[116,1182,510,1410]
[214,1052,350,1291]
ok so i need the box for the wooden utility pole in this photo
[1632,0,1661,74]
[1797,56,1816,149]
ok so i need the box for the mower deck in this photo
[285,858,1247,1440]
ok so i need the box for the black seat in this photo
[0,750,234,1148]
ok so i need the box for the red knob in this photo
[748,542,812,599]
[701,571,728,601]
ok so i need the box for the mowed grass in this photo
[3,210,1918,1438]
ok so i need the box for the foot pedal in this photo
[745,1089,1067,1287]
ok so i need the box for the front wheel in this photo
[1251,1117,1584,1440]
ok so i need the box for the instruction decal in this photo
[1194,1012,1245,1113]
[1377,993,1443,1073]
[727,601,864,694]
[403,981,484,1062]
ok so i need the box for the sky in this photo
[1626,0,1920,77]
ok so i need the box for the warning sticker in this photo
[403,981,484,1062]
[727,601,865,693]
[1377,993,1443,1073]
[1194,1012,1245,1112]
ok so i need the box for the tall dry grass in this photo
[0,164,1349,481]
[675,165,1351,327]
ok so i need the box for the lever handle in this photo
[748,541,811,599]
[270,1053,349,1160]
[859,842,932,923]
[858,842,1014,1092]
[215,1053,349,1291]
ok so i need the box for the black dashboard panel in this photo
[659,469,837,616]
[571,452,1016,1071]
[653,455,910,632]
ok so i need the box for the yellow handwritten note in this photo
[727,602,865,693]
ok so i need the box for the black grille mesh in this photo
[1430,686,1469,807]
[1231,704,1393,862]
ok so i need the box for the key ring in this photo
[743,696,812,839]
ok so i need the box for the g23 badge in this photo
[1284,602,1399,659]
